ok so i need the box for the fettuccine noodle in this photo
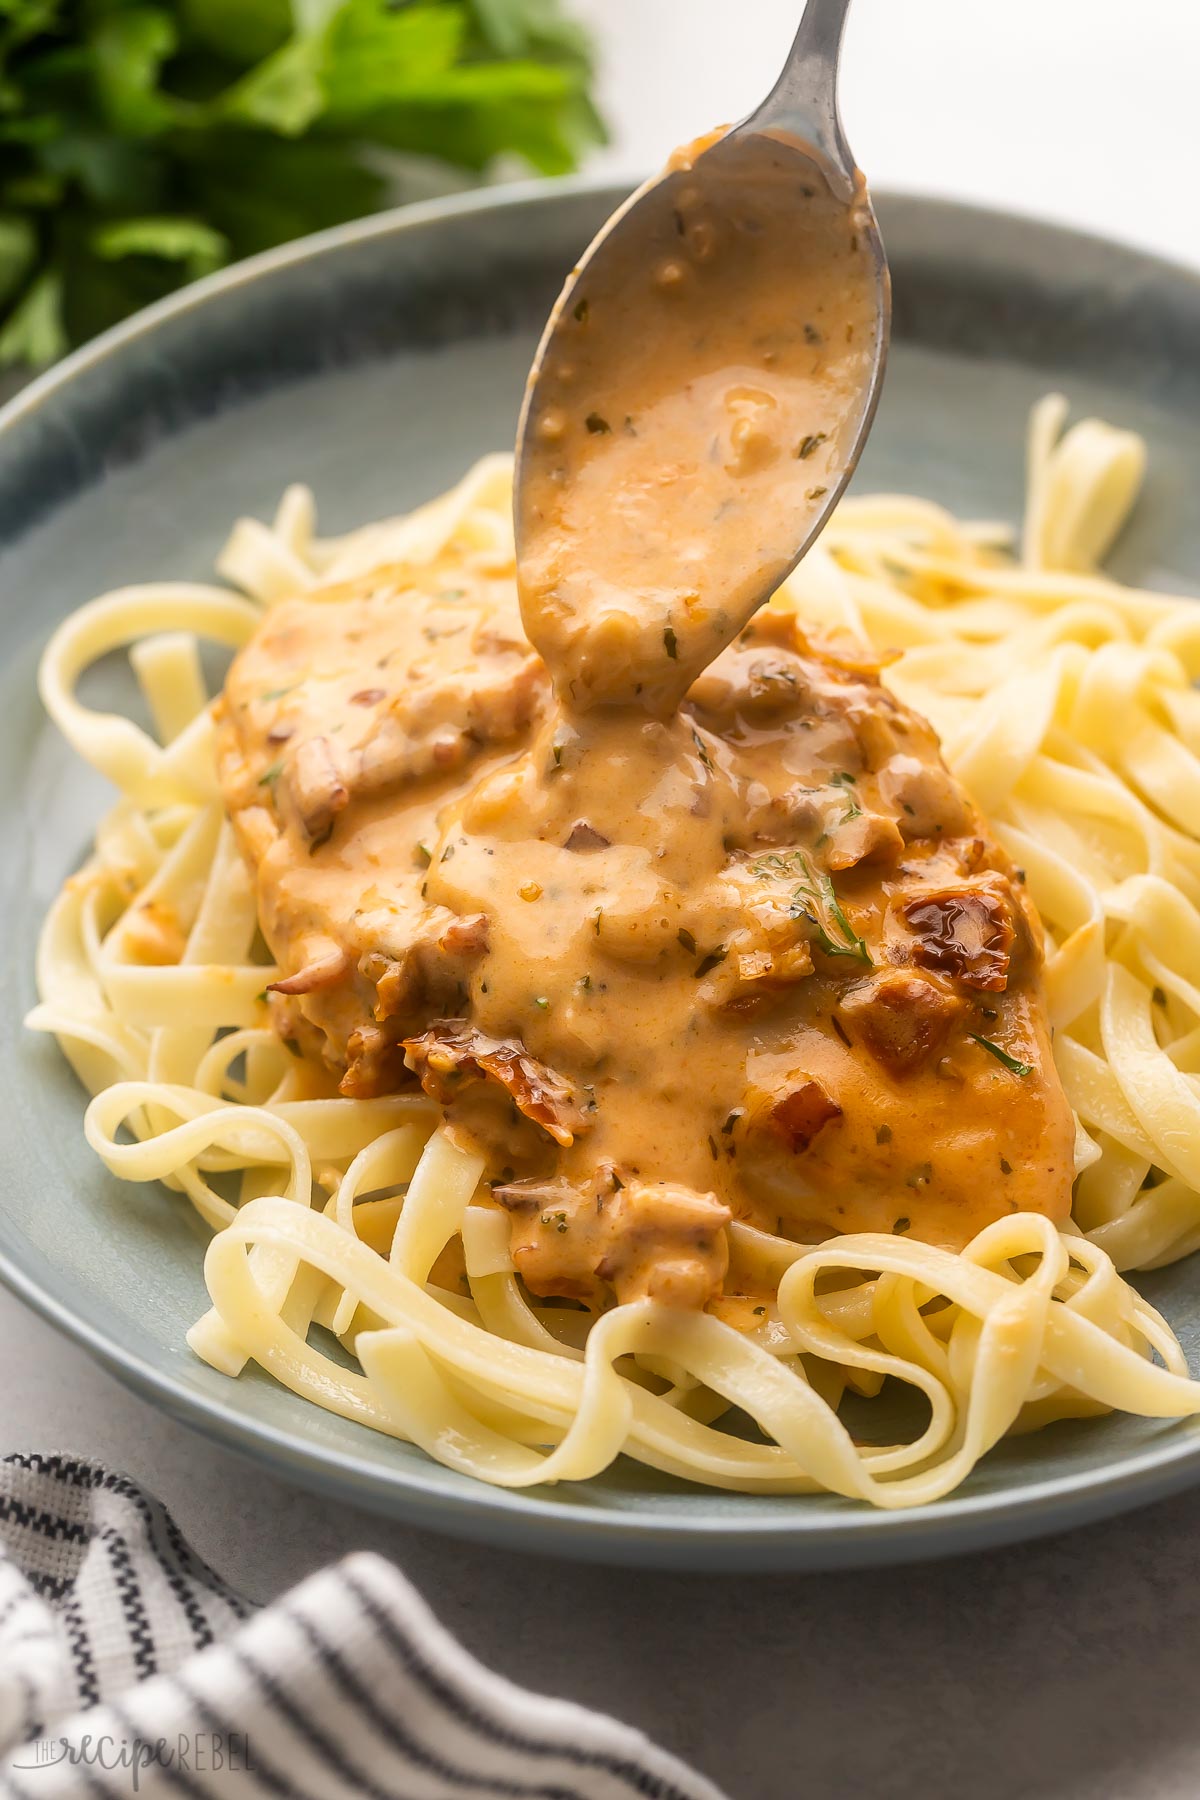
[28,396,1200,1506]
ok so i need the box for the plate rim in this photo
[5,174,1200,1569]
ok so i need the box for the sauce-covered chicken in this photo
[218,134,1072,1315]
[218,563,1074,1312]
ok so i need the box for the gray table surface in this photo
[2,1290,1197,1800]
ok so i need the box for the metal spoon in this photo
[514,0,890,715]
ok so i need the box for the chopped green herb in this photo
[1153,985,1167,1007]
[255,989,269,1006]
[796,432,828,460]
[691,727,713,770]
[751,851,872,965]
[552,742,565,768]
[585,412,611,434]
[694,945,728,978]
[829,770,861,822]
[999,1157,1013,1175]
[610,1171,624,1192]
[892,1217,911,1234]
[721,1108,744,1135]
[534,996,550,1010]
[258,761,283,787]
[807,486,828,501]
[970,1035,1032,1077]
[753,1304,767,1316]
[281,1036,302,1058]
[441,843,455,863]
[663,626,678,660]
[414,843,432,867]
[261,683,299,702]
[677,928,697,954]
[543,1210,569,1233]
[573,297,589,323]
[831,1016,851,1048]
[707,1135,719,1161]
[876,1124,892,1145]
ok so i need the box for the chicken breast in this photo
[218,562,1075,1309]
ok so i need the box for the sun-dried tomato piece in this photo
[402,1020,588,1147]
[770,1076,842,1151]
[901,883,1014,991]
[841,972,964,1073]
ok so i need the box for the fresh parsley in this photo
[970,1034,1032,1077]
[751,850,872,965]
[0,0,603,367]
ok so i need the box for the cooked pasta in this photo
[28,396,1200,1507]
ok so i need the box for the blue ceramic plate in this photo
[3,180,1200,1569]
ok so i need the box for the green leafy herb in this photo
[970,1034,1032,1077]
[828,770,861,823]
[875,1124,892,1145]
[677,927,697,954]
[694,944,727,978]
[751,850,872,965]
[796,431,827,460]
[663,625,678,660]
[533,995,550,1010]
[257,759,283,786]
[0,0,603,367]
[414,842,432,867]
[892,1216,911,1234]
[584,410,609,433]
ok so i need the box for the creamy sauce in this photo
[516,130,879,714]
[217,134,1074,1317]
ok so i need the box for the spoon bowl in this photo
[514,0,889,715]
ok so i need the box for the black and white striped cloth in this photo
[0,1456,724,1800]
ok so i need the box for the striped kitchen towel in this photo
[0,1455,725,1800]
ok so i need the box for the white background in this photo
[574,0,1200,266]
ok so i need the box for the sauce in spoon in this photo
[516,130,882,716]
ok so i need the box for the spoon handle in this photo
[742,0,854,180]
